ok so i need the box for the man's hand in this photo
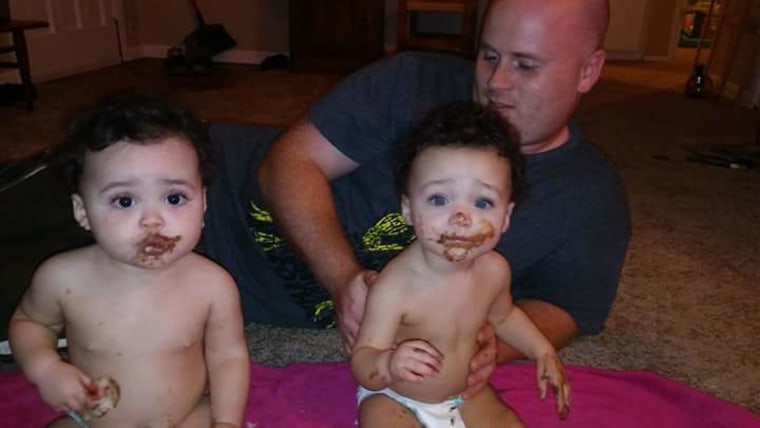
[335,270,378,354]
[461,323,498,400]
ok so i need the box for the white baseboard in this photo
[0,46,286,84]
[642,55,671,62]
[606,51,644,61]
[138,44,285,65]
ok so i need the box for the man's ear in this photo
[578,48,606,94]
[401,195,413,225]
[202,187,208,213]
[71,194,91,231]
[501,201,515,233]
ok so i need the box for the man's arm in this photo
[258,118,372,348]
[258,118,360,292]
[496,299,580,362]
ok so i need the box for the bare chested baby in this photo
[9,94,250,427]
[350,102,571,427]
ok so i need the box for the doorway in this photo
[2,0,124,83]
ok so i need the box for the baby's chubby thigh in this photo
[358,394,422,428]
[459,385,524,428]
[46,396,211,428]
[46,416,83,428]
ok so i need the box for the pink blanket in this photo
[1,362,757,427]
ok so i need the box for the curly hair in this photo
[395,101,525,203]
[62,92,216,191]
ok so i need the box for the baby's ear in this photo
[501,201,515,233]
[71,194,91,231]
[401,195,413,225]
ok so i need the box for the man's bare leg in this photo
[460,385,525,428]
[358,394,422,428]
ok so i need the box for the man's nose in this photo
[488,66,515,91]
[449,210,472,226]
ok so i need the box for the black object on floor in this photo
[261,54,290,71]
[182,0,236,65]
[0,149,53,193]
[683,144,760,170]
[0,83,23,107]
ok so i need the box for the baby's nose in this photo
[140,210,165,229]
[449,211,472,226]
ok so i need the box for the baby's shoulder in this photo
[475,251,511,280]
[177,252,236,287]
[33,245,98,283]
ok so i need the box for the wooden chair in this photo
[397,0,478,57]
[0,0,48,110]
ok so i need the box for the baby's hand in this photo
[536,353,571,419]
[389,339,443,383]
[35,360,94,413]
[78,376,120,421]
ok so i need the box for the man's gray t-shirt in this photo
[205,52,630,334]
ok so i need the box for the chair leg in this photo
[12,29,36,110]
[397,2,409,51]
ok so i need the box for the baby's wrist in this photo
[26,354,63,384]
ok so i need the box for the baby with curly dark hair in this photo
[9,93,249,427]
[351,102,569,427]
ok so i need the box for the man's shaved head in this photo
[474,0,610,152]
[485,0,610,53]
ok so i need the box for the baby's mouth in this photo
[435,227,496,262]
[437,231,493,248]
[136,233,181,258]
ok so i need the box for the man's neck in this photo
[521,125,570,155]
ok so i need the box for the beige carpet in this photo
[1,51,758,414]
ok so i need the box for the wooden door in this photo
[289,0,385,73]
[6,0,122,82]
[605,0,650,59]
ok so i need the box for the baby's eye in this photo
[474,198,494,209]
[111,196,134,209]
[166,193,187,206]
[427,195,447,206]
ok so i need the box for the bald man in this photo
[218,0,627,419]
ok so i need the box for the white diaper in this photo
[356,386,465,428]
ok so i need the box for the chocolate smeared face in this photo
[134,233,181,266]
[72,137,206,269]
[436,221,496,262]
[401,146,515,264]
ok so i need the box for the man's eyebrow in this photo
[481,41,541,61]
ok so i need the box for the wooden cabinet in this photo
[289,0,385,73]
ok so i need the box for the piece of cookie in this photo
[79,376,120,421]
